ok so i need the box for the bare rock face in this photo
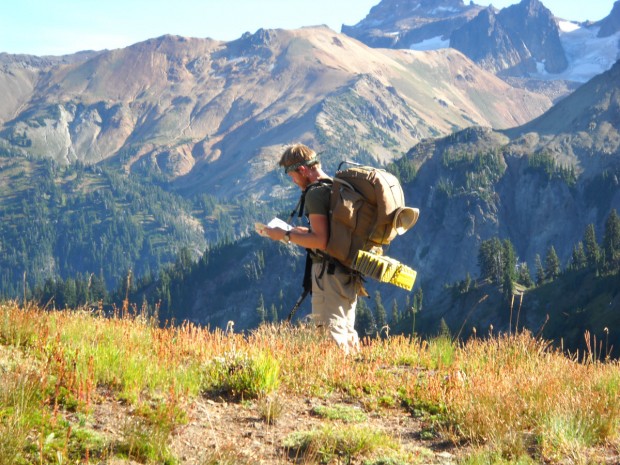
[342,0,482,48]
[598,0,620,37]
[450,0,568,75]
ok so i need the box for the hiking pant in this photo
[310,262,360,354]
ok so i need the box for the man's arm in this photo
[266,213,328,250]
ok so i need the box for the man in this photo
[263,144,362,354]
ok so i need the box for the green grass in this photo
[284,424,400,464]
[1,300,619,464]
[312,403,367,423]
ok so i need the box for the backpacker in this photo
[324,161,419,268]
[286,161,419,320]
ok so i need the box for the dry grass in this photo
[0,300,619,464]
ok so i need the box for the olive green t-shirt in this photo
[304,180,331,262]
[304,180,331,217]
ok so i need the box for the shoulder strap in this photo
[290,179,333,221]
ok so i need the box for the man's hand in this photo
[264,226,288,242]
[261,215,328,250]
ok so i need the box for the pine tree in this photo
[517,262,533,287]
[391,299,400,327]
[545,246,561,281]
[502,269,514,300]
[256,294,266,324]
[413,287,423,312]
[439,318,451,338]
[355,297,376,337]
[62,278,77,309]
[535,254,545,285]
[584,224,600,269]
[502,239,517,282]
[570,242,587,270]
[603,209,620,269]
[270,303,278,323]
[478,237,503,283]
[374,291,387,333]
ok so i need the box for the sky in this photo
[0,0,616,56]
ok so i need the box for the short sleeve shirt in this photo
[304,180,331,217]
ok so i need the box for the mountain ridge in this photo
[343,0,620,85]
[0,27,552,202]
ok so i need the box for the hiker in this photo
[262,144,363,354]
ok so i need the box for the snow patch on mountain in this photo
[409,36,450,51]
[402,19,618,83]
[531,21,620,82]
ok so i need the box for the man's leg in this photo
[311,262,360,354]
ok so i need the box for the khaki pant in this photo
[310,262,360,354]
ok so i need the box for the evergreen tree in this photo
[61,278,77,309]
[439,318,451,338]
[478,237,503,283]
[544,246,561,281]
[570,242,587,270]
[502,269,514,300]
[502,239,517,281]
[413,287,423,312]
[535,254,545,285]
[270,303,278,323]
[517,262,533,287]
[477,237,517,283]
[584,224,600,269]
[256,294,266,324]
[458,272,472,293]
[355,298,376,337]
[374,291,387,333]
[603,209,620,269]
[390,299,400,327]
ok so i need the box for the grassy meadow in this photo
[0,300,619,464]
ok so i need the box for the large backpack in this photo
[324,161,419,268]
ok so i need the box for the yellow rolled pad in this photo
[352,250,416,291]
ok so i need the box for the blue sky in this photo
[0,0,615,56]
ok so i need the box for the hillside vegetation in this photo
[0,155,288,296]
[1,301,619,464]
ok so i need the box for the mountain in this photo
[0,26,554,296]
[395,59,620,301]
[0,28,551,203]
[598,0,620,37]
[0,52,95,126]
[450,0,567,75]
[341,0,484,49]
[342,0,620,87]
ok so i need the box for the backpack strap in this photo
[289,178,333,221]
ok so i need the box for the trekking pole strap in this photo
[287,289,310,322]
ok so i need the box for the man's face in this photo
[288,169,308,189]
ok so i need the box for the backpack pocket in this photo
[331,186,363,228]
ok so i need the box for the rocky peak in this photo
[498,0,567,73]
[450,7,519,64]
[508,0,546,16]
[341,0,481,49]
[225,28,278,59]
[450,0,567,75]
[598,0,620,37]
[358,0,470,24]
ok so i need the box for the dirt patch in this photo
[82,390,461,464]
[167,394,459,464]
